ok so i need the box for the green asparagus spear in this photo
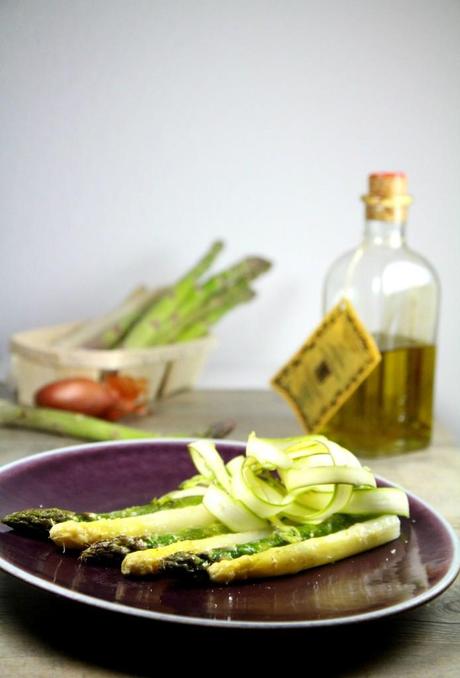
[175,323,209,342]
[92,288,167,349]
[170,284,256,343]
[53,287,164,349]
[80,524,227,563]
[145,257,271,346]
[160,515,358,578]
[121,241,224,348]
[0,399,235,442]
[2,495,204,536]
[121,527,271,576]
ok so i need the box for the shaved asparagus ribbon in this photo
[187,434,409,532]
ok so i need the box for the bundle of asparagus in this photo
[2,433,408,585]
[55,242,272,350]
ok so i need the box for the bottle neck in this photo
[363,219,407,248]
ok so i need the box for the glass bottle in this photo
[321,173,440,456]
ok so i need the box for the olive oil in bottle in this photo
[322,174,439,456]
[322,335,436,454]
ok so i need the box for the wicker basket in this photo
[9,322,216,406]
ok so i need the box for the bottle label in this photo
[271,299,381,433]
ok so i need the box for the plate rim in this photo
[0,437,459,629]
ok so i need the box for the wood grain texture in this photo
[0,389,458,677]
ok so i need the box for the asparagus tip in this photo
[80,536,148,563]
[160,552,210,579]
[2,508,77,535]
[198,418,236,439]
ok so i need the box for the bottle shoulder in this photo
[404,246,441,286]
[323,242,440,342]
[325,242,440,288]
[324,247,359,282]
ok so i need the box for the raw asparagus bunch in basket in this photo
[54,241,272,350]
[121,243,271,348]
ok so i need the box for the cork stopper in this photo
[362,172,412,222]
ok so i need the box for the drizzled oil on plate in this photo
[0,440,458,628]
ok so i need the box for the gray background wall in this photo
[1,1,459,439]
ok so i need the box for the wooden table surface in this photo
[0,389,459,677]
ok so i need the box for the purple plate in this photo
[0,439,458,628]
